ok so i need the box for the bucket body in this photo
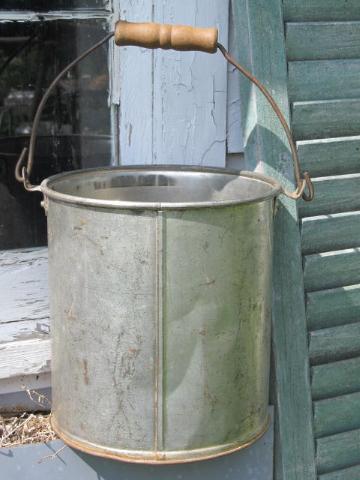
[44,166,279,463]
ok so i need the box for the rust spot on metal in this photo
[199,277,215,287]
[82,359,90,385]
[128,348,140,354]
[73,219,87,231]
[66,301,77,321]
[204,383,218,409]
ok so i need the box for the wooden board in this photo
[301,211,360,255]
[304,249,360,292]
[292,99,360,141]
[319,464,360,480]
[312,357,360,401]
[233,1,316,479]
[286,22,360,61]
[288,59,360,102]
[297,136,360,178]
[0,248,49,324]
[283,1,360,22]
[309,322,360,365]
[0,248,51,399]
[316,428,360,474]
[307,284,360,330]
[0,319,49,344]
[0,338,51,381]
[314,391,360,438]
[298,174,360,218]
[114,0,229,167]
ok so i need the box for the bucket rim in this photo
[41,165,282,210]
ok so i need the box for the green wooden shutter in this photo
[285,1,360,478]
[232,1,317,478]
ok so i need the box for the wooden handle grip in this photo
[114,20,218,53]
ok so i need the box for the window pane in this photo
[0,1,109,10]
[0,19,112,249]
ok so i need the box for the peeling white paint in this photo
[0,372,51,396]
[0,248,49,324]
[0,319,49,344]
[0,338,51,380]
[0,248,50,395]
[114,0,231,167]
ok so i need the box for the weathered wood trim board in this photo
[285,0,360,476]
[0,248,50,406]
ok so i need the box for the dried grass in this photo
[0,389,57,448]
[0,412,57,448]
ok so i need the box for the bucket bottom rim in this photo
[50,413,270,465]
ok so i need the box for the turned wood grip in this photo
[114,20,218,53]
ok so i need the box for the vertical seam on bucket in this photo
[154,210,164,453]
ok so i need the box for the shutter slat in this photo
[289,59,360,102]
[314,391,360,438]
[306,284,360,331]
[287,22,360,61]
[304,249,360,292]
[298,136,360,178]
[309,322,360,365]
[319,464,360,480]
[292,99,360,141]
[301,212,360,255]
[312,357,360,401]
[317,428,360,474]
[284,1,360,22]
[298,174,360,218]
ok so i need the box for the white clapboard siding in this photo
[112,0,245,167]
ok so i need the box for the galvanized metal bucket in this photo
[15,20,313,464]
[46,165,278,463]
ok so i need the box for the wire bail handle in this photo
[15,20,314,202]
